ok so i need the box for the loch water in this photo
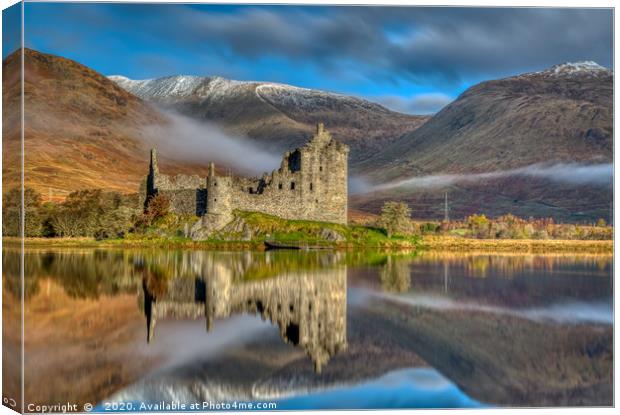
[2,248,613,410]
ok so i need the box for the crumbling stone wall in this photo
[145,149,207,216]
[143,123,349,225]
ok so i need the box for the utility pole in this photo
[443,191,449,222]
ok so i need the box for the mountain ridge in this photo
[351,61,612,222]
[108,73,430,164]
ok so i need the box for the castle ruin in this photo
[141,123,349,229]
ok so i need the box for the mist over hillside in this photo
[108,74,430,164]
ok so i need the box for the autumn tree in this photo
[467,214,490,239]
[2,187,44,237]
[146,194,170,220]
[378,201,413,237]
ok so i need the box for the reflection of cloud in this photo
[381,367,451,391]
[372,93,453,115]
[357,163,613,193]
[141,316,273,372]
[373,292,613,325]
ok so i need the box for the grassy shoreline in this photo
[420,235,613,254]
[3,235,612,254]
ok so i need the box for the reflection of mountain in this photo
[406,254,613,307]
[140,259,347,373]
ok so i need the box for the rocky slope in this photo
[2,49,211,199]
[108,75,429,163]
[353,62,613,222]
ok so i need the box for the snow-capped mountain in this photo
[108,75,250,104]
[522,61,612,79]
[108,74,430,163]
[109,74,397,112]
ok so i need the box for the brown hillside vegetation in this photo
[354,63,613,222]
[2,49,211,199]
[365,64,612,176]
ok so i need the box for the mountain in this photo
[352,62,613,222]
[108,75,429,164]
[3,49,612,222]
[2,49,211,198]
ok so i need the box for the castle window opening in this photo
[214,182,217,186]
[291,182,296,190]
[249,187,254,194]
[310,183,313,191]
[320,166,323,171]
[278,183,283,190]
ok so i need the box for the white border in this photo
[0,1,616,415]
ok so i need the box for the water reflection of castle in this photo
[139,258,347,373]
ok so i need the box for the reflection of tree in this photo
[3,249,138,299]
[380,256,411,293]
[2,250,40,298]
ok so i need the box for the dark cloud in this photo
[149,6,613,85]
[25,4,613,88]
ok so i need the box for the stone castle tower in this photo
[141,123,349,229]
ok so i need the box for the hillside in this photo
[108,75,429,164]
[363,61,612,176]
[353,62,613,222]
[3,50,612,222]
[2,49,212,199]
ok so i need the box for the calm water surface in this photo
[2,248,613,411]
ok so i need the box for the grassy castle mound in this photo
[127,210,419,249]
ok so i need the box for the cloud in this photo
[23,2,614,115]
[373,93,453,114]
[355,163,613,194]
[146,6,613,84]
[146,112,281,176]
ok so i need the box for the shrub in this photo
[146,194,170,221]
[377,201,414,237]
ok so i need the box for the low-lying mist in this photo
[146,112,281,175]
[353,162,613,194]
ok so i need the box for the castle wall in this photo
[144,124,349,225]
[145,149,208,216]
[205,124,349,224]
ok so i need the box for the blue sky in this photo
[4,3,614,114]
